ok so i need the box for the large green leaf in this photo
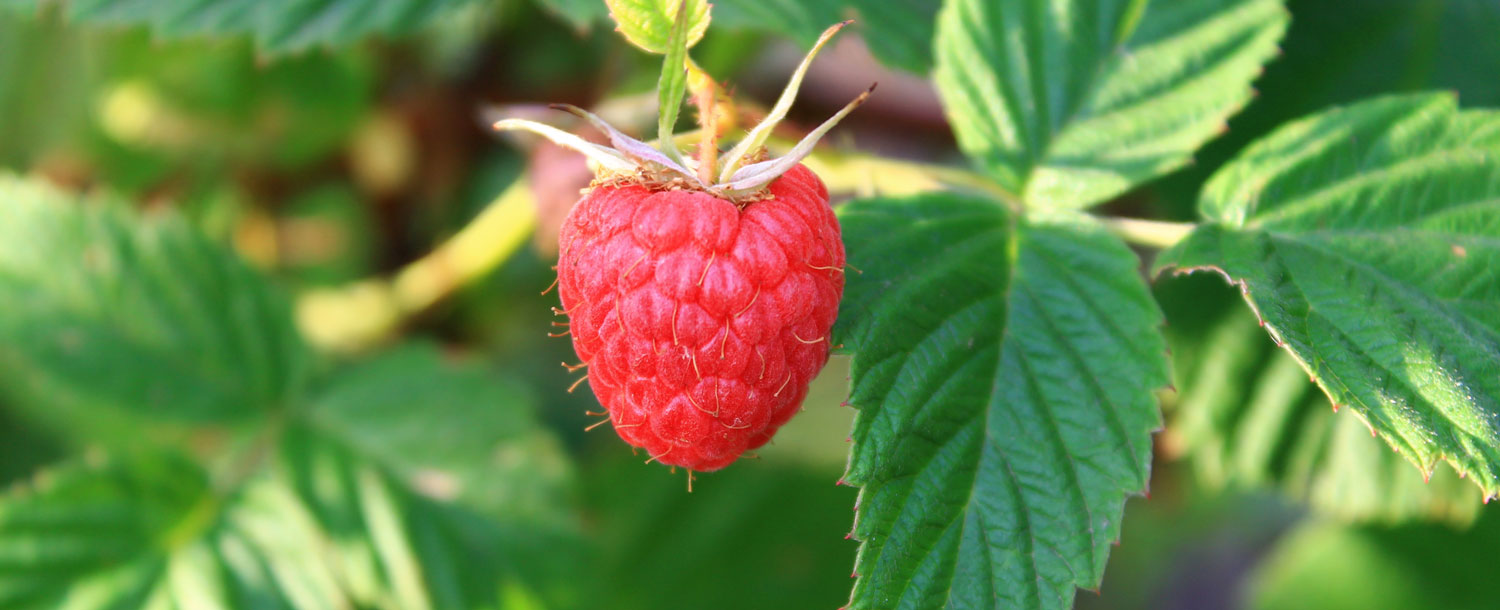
[1156,93,1500,499]
[835,194,1168,610]
[933,0,1287,210]
[0,175,309,426]
[0,345,581,609]
[1,0,477,55]
[303,343,574,523]
[1170,305,1480,525]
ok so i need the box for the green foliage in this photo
[835,194,1167,610]
[1,0,480,55]
[0,175,310,427]
[1158,93,1500,499]
[604,0,710,54]
[934,0,1287,210]
[0,174,577,609]
[844,0,940,73]
[710,0,844,48]
[1250,512,1500,610]
[1171,305,1480,525]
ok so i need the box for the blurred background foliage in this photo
[1,0,1499,608]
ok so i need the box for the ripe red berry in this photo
[557,164,844,471]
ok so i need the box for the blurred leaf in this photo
[278,183,375,288]
[1157,93,1500,499]
[835,193,1167,610]
[584,455,855,610]
[0,174,310,427]
[846,0,939,73]
[0,343,584,609]
[4,0,481,55]
[1249,510,1500,610]
[933,0,1287,210]
[95,36,374,170]
[304,343,575,523]
[0,11,100,169]
[605,0,710,54]
[1171,306,1480,525]
[534,0,609,31]
[712,0,844,48]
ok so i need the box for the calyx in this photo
[492,21,872,202]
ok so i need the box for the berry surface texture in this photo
[558,164,844,471]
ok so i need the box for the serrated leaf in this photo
[605,0,710,54]
[845,0,938,73]
[1156,92,1500,499]
[0,174,310,426]
[933,0,1287,210]
[835,194,1168,610]
[0,452,344,609]
[2,0,477,55]
[0,345,581,609]
[1171,305,1480,525]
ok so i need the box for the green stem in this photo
[1103,217,1196,250]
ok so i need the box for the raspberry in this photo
[558,164,843,470]
[492,20,868,472]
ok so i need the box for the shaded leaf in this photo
[845,0,939,73]
[1169,304,1480,525]
[1249,510,1500,610]
[835,193,1167,610]
[2,0,480,55]
[711,0,844,48]
[304,343,575,522]
[535,0,609,31]
[0,174,310,426]
[933,0,1287,210]
[1156,93,1500,498]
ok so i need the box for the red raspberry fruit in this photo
[558,164,843,471]
[494,20,867,472]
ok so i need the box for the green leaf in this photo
[1249,512,1500,610]
[711,0,844,48]
[845,0,939,73]
[933,0,1288,210]
[0,174,310,426]
[835,194,1168,610]
[2,0,480,55]
[303,343,575,522]
[0,346,582,609]
[605,0,710,54]
[1156,92,1500,499]
[534,0,609,31]
[655,0,692,166]
[1170,305,1480,525]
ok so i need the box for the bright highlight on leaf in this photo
[835,194,1168,610]
[606,0,711,54]
[934,0,1288,210]
[1158,93,1500,500]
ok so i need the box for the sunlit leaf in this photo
[836,193,1167,610]
[605,0,710,54]
[1157,92,1500,499]
[934,0,1287,210]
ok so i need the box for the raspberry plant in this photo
[2,1,1500,609]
